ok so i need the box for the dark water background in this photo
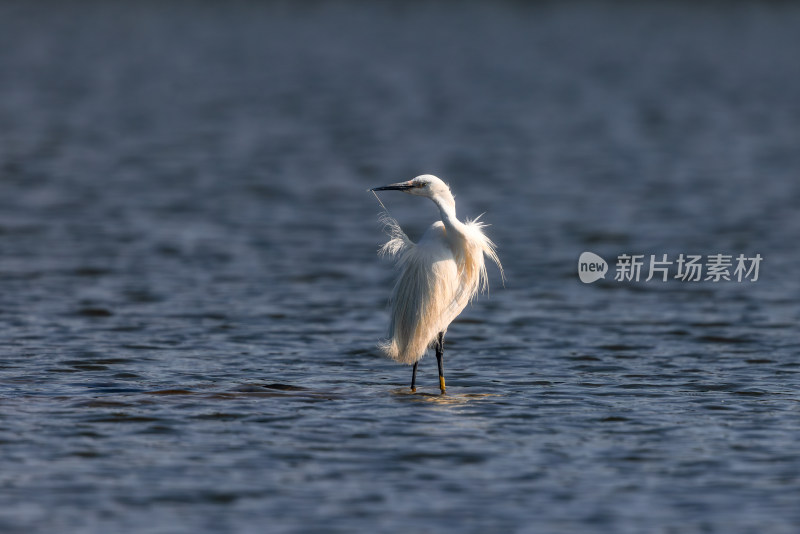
[1,2,799,532]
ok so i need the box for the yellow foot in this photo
[439,376,446,394]
[410,387,417,393]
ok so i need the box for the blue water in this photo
[1,2,799,532]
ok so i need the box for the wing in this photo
[376,211,504,365]
[379,222,460,364]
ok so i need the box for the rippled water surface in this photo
[1,2,800,533]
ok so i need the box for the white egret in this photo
[371,175,503,394]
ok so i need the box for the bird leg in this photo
[410,361,418,392]
[436,331,446,394]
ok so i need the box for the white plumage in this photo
[371,175,503,392]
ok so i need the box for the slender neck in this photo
[430,190,462,236]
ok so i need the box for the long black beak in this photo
[370,181,414,192]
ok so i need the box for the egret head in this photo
[371,174,451,199]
